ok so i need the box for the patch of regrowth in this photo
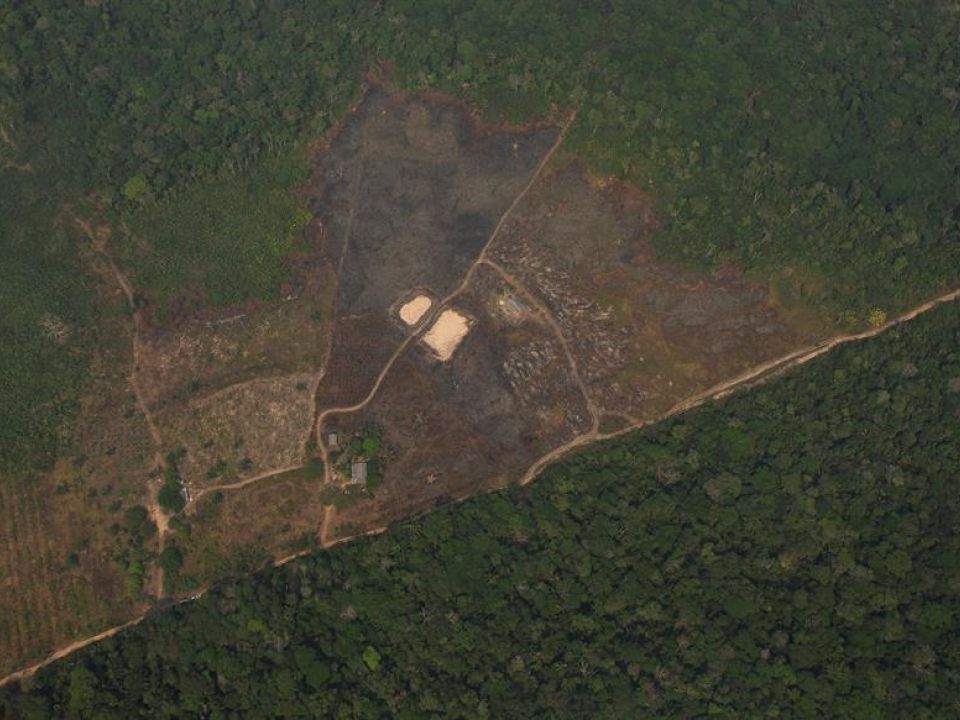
[119,150,313,316]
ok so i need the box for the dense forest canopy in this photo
[3,299,958,718]
[3,0,960,474]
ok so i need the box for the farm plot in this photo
[489,162,822,421]
[321,264,591,540]
[0,282,156,677]
[156,373,316,491]
[312,86,559,411]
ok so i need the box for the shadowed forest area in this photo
[3,297,958,718]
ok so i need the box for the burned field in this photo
[310,95,821,540]
[488,162,820,421]
[320,264,591,539]
[312,87,559,411]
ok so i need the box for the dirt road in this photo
[2,278,955,689]
[184,464,304,513]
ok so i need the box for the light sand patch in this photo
[422,309,471,361]
[399,295,432,326]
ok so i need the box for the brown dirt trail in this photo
[72,213,170,597]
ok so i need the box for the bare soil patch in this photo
[398,294,432,326]
[421,308,471,361]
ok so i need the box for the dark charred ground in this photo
[323,264,591,537]
[490,162,817,421]
[312,87,559,410]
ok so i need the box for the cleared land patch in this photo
[171,464,325,590]
[157,373,315,491]
[0,86,853,682]
[421,308,471,361]
[136,259,333,409]
[398,295,432,326]
[489,162,821,421]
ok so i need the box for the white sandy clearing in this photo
[422,309,471,361]
[399,295,432,326]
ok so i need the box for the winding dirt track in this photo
[184,465,305,512]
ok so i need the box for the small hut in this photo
[349,459,368,485]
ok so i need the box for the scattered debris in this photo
[39,314,71,344]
